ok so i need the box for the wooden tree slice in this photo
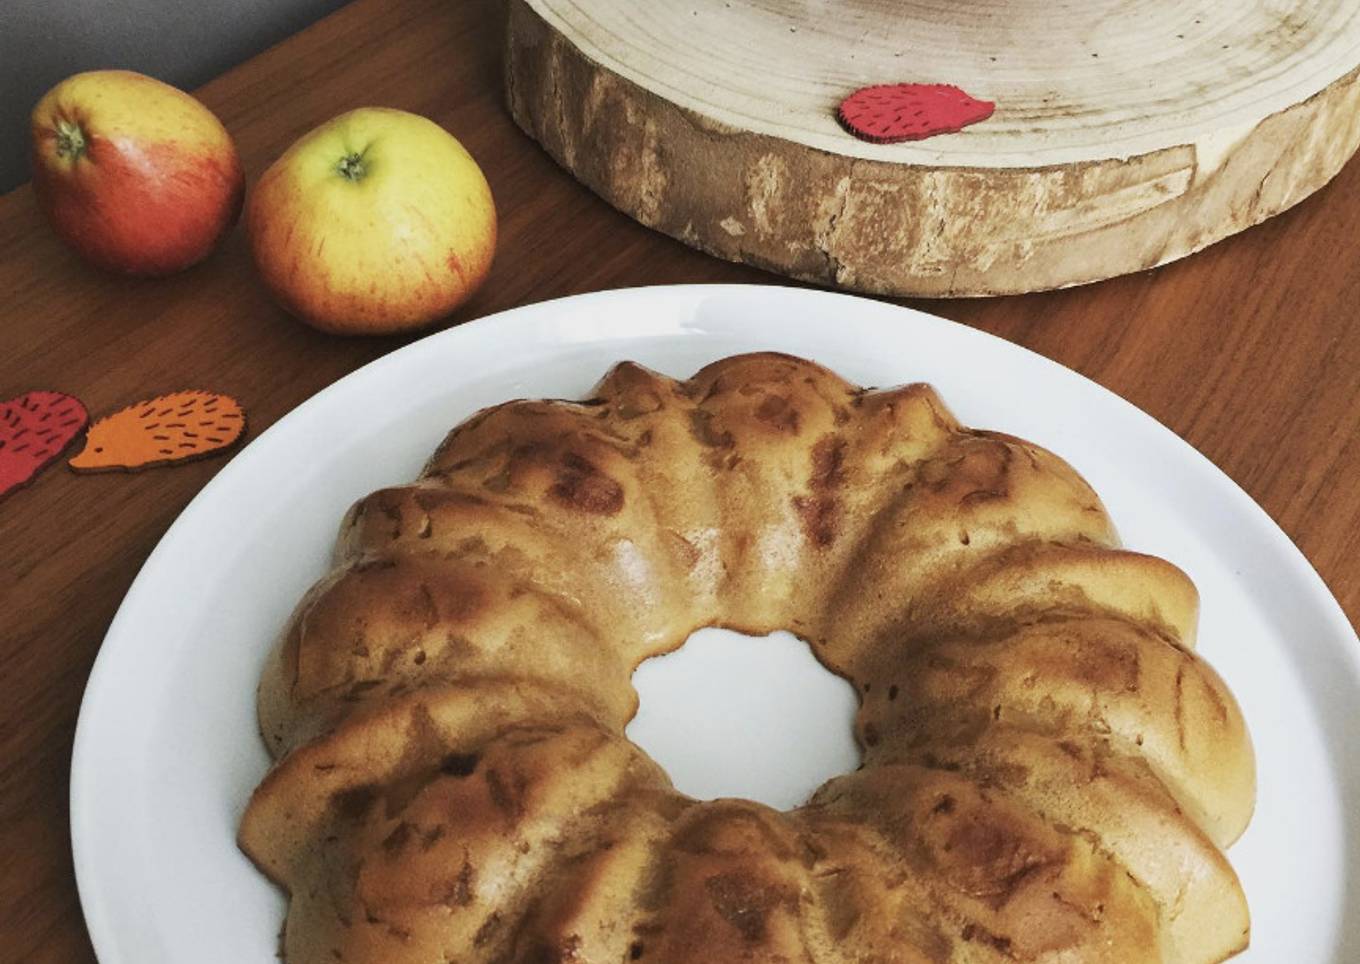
[505,0,1360,296]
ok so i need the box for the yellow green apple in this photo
[30,70,244,276]
[247,107,497,335]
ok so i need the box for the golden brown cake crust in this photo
[239,352,1255,963]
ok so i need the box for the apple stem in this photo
[55,119,87,161]
[337,152,367,182]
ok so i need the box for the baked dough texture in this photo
[239,352,1255,963]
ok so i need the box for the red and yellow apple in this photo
[30,70,244,276]
[246,107,496,335]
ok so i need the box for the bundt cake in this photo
[239,352,1256,963]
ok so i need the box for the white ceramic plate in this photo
[71,285,1360,962]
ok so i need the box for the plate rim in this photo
[69,282,1360,962]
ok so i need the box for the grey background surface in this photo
[0,0,349,193]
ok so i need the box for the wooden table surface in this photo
[2,0,1358,958]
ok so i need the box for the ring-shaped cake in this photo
[240,353,1254,962]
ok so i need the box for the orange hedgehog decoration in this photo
[69,390,245,472]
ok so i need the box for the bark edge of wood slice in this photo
[504,0,1360,297]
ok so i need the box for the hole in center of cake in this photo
[625,628,861,810]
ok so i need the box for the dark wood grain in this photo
[1,0,1357,959]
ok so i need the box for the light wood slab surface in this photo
[508,0,1360,294]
